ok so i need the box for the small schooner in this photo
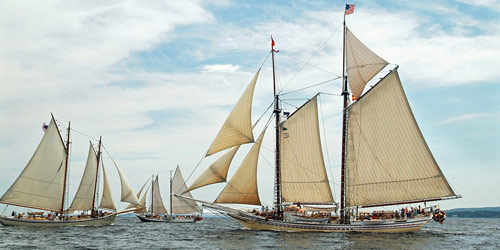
[136,166,202,223]
[177,4,461,232]
[0,114,141,226]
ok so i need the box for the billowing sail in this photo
[0,117,67,211]
[151,176,167,214]
[171,167,201,214]
[215,130,264,205]
[346,27,388,99]
[125,179,149,210]
[185,146,240,193]
[113,161,141,205]
[135,188,149,214]
[69,143,99,211]
[345,69,456,207]
[206,70,260,156]
[99,164,116,211]
[280,96,334,204]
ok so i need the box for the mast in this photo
[61,121,71,214]
[150,174,154,214]
[271,36,282,218]
[170,169,174,214]
[340,13,349,224]
[91,136,102,216]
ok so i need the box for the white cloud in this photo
[443,113,497,124]
[203,64,240,72]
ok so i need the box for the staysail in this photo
[185,146,240,193]
[215,130,265,205]
[171,167,201,214]
[280,96,334,204]
[0,117,67,211]
[345,27,388,99]
[125,179,149,210]
[345,68,457,207]
[113,161,141,205]
[69,143,99,211]
[206,70,260,156]
[99,163,116,211]
[151,175,167,214]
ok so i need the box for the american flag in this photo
[42,122,48,132]
[345,4,355,15]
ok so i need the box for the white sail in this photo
[215,130,265,205]
[113,161,141,206]
[135,188,149,214]
[346,27,388,99]
[69,143,99,211]
[171,167,200,214]
[206,70,260,156]
[0,117,67,211]
[151,176,167,214]
[99,163,116,211]
[345,69,457,207]
[185,146,240,193]
[125,179,149,210]
[280,96,334,204]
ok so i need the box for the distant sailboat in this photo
[136,166,201,223]
[0,115,141,226]
[177,5,461,232]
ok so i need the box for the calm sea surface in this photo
[0,217,499,249]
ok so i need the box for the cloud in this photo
[443,113,497,124]
[203,64,240,73]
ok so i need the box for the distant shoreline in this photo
[445,207,500,218]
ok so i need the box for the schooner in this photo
[135,166,202,223]
[0,115,141,226]
[177,4,461,232]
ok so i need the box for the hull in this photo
[0,214,116,227]
[227,212,432,233]
[136,214,199,223]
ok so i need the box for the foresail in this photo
[345,69,456,207]
[171,167,201,214]
[0,117,67,211]
[280,96,334,204]
[215,130,264,205]
[69,143,99,211]
[151,176,167,214]
[206,69,260,156]
[125,179,149,210]
[346,27,388,99]
[185,146,240,193]
[99,164,116,211]
[113,161,141,206]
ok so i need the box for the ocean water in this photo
[0,217,499,249]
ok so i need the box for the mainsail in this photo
[0,117,67,211]
[280,96,333,204]
[171,167,200,214]
[345,68,457,207]
[206,70,260,156]
[151,176,167,214]
[99,164,116,211]
[185,146,240,193]
[69,143,99,211]
[345,27,388,99]
[215,130,265,205]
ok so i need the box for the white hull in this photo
[0,214,116,227]
[136,214,200,223]
[227,211,432,232]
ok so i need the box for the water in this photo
[1,217,499,249]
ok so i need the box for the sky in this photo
[0,0,499,213]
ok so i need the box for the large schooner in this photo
[135,166,201,223]
[0,115,141,226]
[177,4,461,232]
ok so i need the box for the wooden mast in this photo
[91,136,102,217]
[170,168,174,215]
[340,11,349,224]
[271,36,282,218]
[61,121,71,215]
[150,174,154,214]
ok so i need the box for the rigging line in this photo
[281,77,341,96]
[70,128,100,142]
[281,100,299,109]
[278,21,343,95]
[280,52,340,77]
[319,92,342,96]
[319,95,336,202]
